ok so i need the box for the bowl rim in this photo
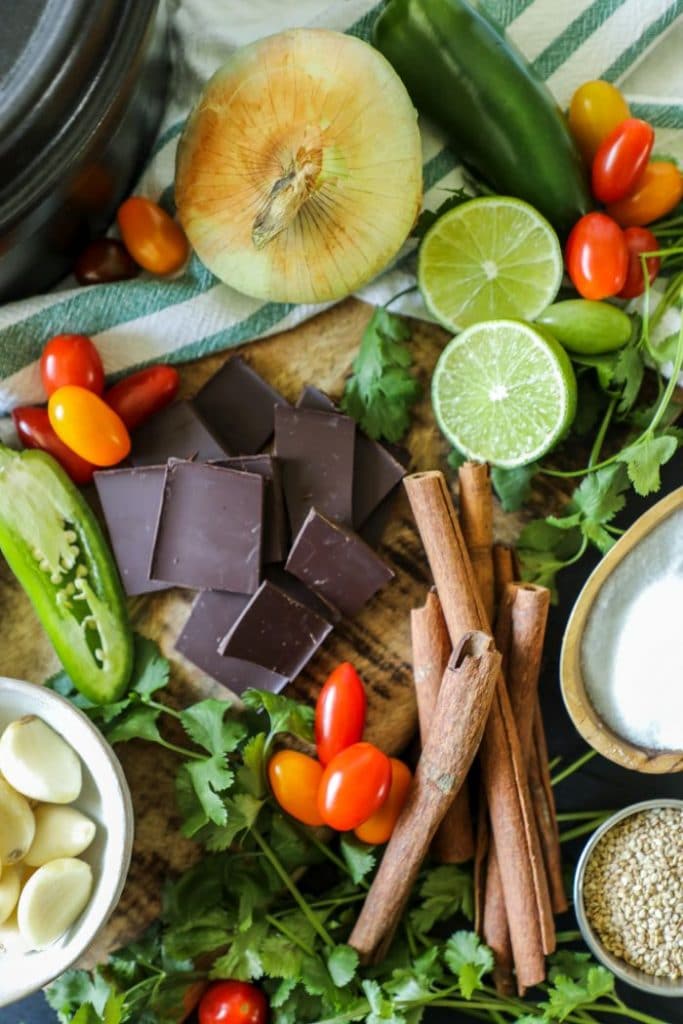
[574,797,683,998]
[0,677,134,1008]
[560,486,683,774]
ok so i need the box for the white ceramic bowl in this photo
[0,677,134,1008]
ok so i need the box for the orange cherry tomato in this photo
[591,118,654,204]
[618,227,661,299]
[48,386,131,467]
[268,750,325,827]
[354,758,412,845]
[318,742,392,832]
[565,212,628,300]
[117,196,189,275]
[607,161,683,227]
[40,334,104,397]
[568,80,630,164]
[315,662,366,766]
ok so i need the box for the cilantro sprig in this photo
[47,649,670,1024]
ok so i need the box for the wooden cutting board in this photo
[0,297,551,963]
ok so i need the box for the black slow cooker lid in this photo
[0,0,159,225]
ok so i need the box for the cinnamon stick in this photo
[482,848,515,994]
[412,590,475,864]
[459,462,495,624]
[403,471,553,991]
[349,631,501,963]
[530,703,567,913]
[493,543,516,607]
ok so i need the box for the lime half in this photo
[418,197,563,331]
[432,320,577,467]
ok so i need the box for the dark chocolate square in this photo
[285,508,394,617]
[94,466,171,597]
[175,590,288,694]
[218,581,333,679]
[150,461,263,593]
[194,356,288,455]
[296,386,406,529]
[265,563,341,623]
[274,405,355,535]
[131,400,229,466]
[216,455,287,563]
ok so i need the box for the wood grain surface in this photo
[0,297,544,964]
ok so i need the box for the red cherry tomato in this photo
[318,742,392,832]
[11,407,95,485]
[104,365,180,431]
[268,750,325,826]
[198,980,268,1024]
[40,334,105,397]
[565,213,628,300]
[354,758,412,845]
[591,118,654,204]
[48,386,131,467]
[618,227,661,299]
[607,161,683,227]
[315,662,367,766]
[568,81,630,165]
[74,238,139,286]
[117,196,189,275]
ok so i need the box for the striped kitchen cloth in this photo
[0,0,681,413]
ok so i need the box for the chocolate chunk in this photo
[175,590,288,694]
[274,405,355,535]
[286,508,394,617]
[216,455,287,563]
[265,563,341,623]
[194,356,288,455]
[359,489,399,549]
[131,400,228,466]
[296,386,406,528]
[219,580,333,679]
[94,466,171,597]
[150,461,263,593]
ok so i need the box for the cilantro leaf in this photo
[409,865,473,936]
[616,434,678,495]
[340,835,377,884]
[327,945,359,987]
[242,690,314,744]
[341,308,421,443]
[105,705,163,746]
[47,970,113,1023]
[180,755,234,829]
[443,932,493,999]
[542,966,614,1022]
[363,980,407,1024]
[570,463,628,524]
[491,463,538,512]
[129,635,170,698]
[203,793,263,851]
[210,921,268,981]
[611,345,644,414]
[179,698,246,756]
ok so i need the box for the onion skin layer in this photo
[176,29,423,304]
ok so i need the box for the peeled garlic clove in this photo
[25,805,96,867]
[0,777,35,865]
[17,858,93,950]
[0,716,82,803]
[0,912,30,958]
[0,866,21,926]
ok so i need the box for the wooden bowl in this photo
[560,487,683,773]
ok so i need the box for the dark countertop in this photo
[3,456,683,1024]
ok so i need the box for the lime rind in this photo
[418,197,563,332]
[431,319,577,468]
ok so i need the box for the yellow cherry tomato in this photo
[268,750,325,827]
[607,161,683,227]
[48,386,131,467]
[117,196,189,275]
[568,80,630,164]
[354,758,412,845]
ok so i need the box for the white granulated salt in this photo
[581,508,683,751]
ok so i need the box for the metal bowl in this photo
[0,677,134,1008]
[574,798,683,998]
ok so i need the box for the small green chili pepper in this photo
[0,445,133,703]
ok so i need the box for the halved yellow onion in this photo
[175,29,423,303]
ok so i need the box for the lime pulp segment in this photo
[431,320,577,467]
[418,197,563,332]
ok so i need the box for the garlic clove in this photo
[0,866,21,926]
[0,912,30,958]
[25,805,96,867]
[0,777,35,865]
[17,858,93,950]
[0,716,82,803]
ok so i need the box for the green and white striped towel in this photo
[0,0,681,415]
